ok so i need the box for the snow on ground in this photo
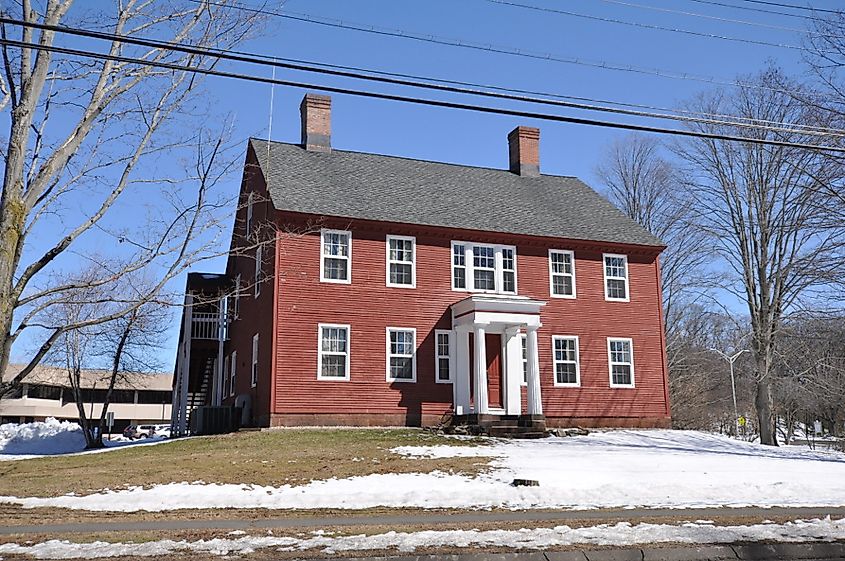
[2,429,844,512]
[0,418,170,461]
[1,518,843,559]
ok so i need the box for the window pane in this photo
[553,276,573,296]
[556,363,577,385]
[390,330,413,355]
[453,267,466,289]
[390,357,413,379]
[606,278,627,299]
[453,244,465,266]
[521,336,527,383]
[324,258,348,280]
[473,246,495,268]
[322,355,346,378]
[437,333,450,356]
[605,256,625,277]
[503,271,515,293]
[438,357,450,380]
[390,263,413,285]
[322,327,347,353]
[502,248,515,271]
[324,232,349,257]
[612,364,631,385]
[474,269,496,290]
[389,238,413,262]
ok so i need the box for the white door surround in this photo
[450,295,546,417]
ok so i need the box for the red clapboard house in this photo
[171,93,671,435]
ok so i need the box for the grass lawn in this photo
[0,428,490,499]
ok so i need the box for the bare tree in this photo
[675,67,845,445]
[0,1,261,396]
[595,134,709,370]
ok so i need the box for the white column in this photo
[473,324,489,415]
[453,328,471,416]
[525,325,543,416]
[504,327,523,415]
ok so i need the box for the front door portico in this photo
[451,295,546,417]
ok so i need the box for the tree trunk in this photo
[756,377,777,446]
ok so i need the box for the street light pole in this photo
[709,348,750,437]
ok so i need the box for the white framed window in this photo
[386,235,416,288]
[254,244,262,298]
[386,327,416,383]
[451,242,467,289]
[320,229,352,284]
[608,337,635,387]
[451,241,517,294]
[317,323,350,381]
[229,350,237,397]
[603,253,629,302]
[251,333,259,387]
[549,249,576,298]
[233,274,241,319]
[520,333,528,386]
[553,336,580,387]
[245,191,254,237]
[435,329,452,384]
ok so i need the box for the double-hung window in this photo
[603,254,629,301]
[229,351,237,397]
[549,250,576,298]
[553,336,580,386]
[321,229,352,284]
[608,337,635,387]
[435,330,452,383]
[318,324,350,380]
[387,327,416,382]
[254,244,262,298]
[251,334,259,387]
[245,192,254,237]
[451,241,517,294]
[386,235,416,288]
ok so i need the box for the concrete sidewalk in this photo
[2,505,845,535]
[332,543,845,561]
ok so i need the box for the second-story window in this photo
[386,235,415,288]
[604,254,629,301]
[320,229,352,284]
[452,241,518,294]
[254,245,262,298]
[245,192,254,237]
[549,250,576,298]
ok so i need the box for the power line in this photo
[186,0,802,94]
[687,0,824,21]
[6,16,843,138]
[4,36,845,154]
[736,0,839,15]
[590,0,832,36]
[486,0,829,53]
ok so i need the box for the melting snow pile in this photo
[0,418,85,457]
[2,429,844,512]
[1,518,844,559]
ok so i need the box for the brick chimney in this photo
[300,93,332,152]
[507,126,540,177]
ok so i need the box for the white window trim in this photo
[251,333,259,388]
[603,253,630,302]
[450,240,518,295]
[549,249,577,299]
[245,191,254,236]
[607,337,635,388]
[386,327,417,383]
[320,228,352,284]
[386,234,417,289]
[317,323,351,381]
[434,329,453,384]
[552,335,581,387]
[229,350,237,397]
[254,244,262,298]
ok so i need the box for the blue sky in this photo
[13,0,840,369]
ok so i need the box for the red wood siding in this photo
[269,212,670,426]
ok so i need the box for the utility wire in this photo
[4,36,845,154]
[736,0,839,15]
[590,0,832,36]
[687,0,825,22]
[486,0,830,53]
[5,16,843,138]
[185,0,804,94]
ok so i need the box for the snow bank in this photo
[0,418,85,456]
[0,518,843,559]
[3,429,844,512]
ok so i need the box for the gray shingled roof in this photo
[250,139,664,248]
